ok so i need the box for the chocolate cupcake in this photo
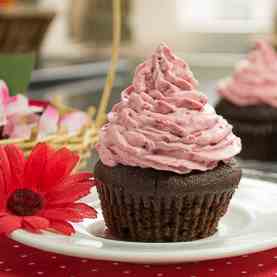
[95,44,242,242]
[96,160,241,242]
[216,40,277,161]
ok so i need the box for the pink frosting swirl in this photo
[97,44,241,174]
[217,40,277,107]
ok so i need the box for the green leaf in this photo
[0,53,35,96]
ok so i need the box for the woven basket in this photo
[68,0,131,45]
[0,6,55,54]
[0,0,121,169]
[0,100,99,170]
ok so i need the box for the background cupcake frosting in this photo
[217,40,277,107]
[97,44,241,174]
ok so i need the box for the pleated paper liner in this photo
[216,99,277,161]
[97,182,235,242]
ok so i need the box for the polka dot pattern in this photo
[0,238,277,276]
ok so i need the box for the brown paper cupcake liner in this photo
[226,119,277,161]
[216,99,277,161]
[97,183,234,242]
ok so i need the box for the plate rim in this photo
[10,177,277,264]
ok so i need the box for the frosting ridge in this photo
[97,44,241,174]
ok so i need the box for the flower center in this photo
[7,189,44,216]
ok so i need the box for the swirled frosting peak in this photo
[217,40,277,107]
[97,44,241,174]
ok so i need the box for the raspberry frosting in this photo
[97,44,241,174]
[217,40,277,107]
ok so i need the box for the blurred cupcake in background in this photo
[216,40,277,161]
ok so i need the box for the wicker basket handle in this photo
[87,106,96,118]
[51,95,97,124]
[95,0,121,128]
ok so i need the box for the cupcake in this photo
[95,43,242,242]
[216,40,277,161]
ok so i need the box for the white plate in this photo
[10,177,277,264]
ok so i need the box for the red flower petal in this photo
[0,146,12,194]
[49,220,75,236]
[45,181,92,206]
[22,221,41,234]
[23,143,54,191]
[0,215,22,235]
[22,216,49,234]
[41,148,79,192]
[53,173,94,192]
[42,208,84,223]
[63,203,97,219]
[0,212,7,217]
[4,145,25,189]
[0,171,7,211]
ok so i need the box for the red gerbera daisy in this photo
[0,143,97,236]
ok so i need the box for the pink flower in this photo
[0,81,41,116]
[0,81,44,138]
[3,114,39,139]
[38,106,59,138]
[0,81,8,127]
[60,111,90,135]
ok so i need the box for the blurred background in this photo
[0,0,276,109]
